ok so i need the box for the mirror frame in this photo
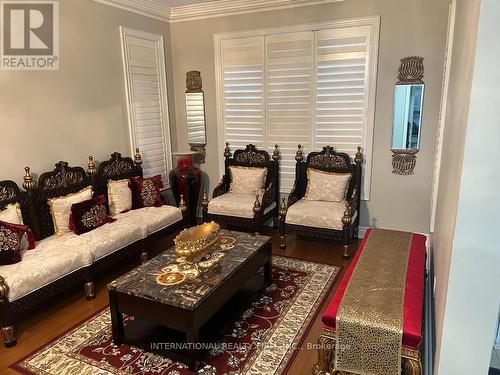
[391,56,424,175]
[185,70,207,164]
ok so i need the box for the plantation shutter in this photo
[121,28,171,183]
[221,37,265,150]
[266,32,314,190]
[314,26,371,157]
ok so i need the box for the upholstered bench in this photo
[313,228,426,375]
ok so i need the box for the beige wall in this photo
[169,0,449,233]
[0,0,176,185]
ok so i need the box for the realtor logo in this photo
[1,0,59,70]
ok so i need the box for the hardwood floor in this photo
[0,230,359,374]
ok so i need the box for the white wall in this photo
[433,0,500,373]
[0,0,176,185]
[169,0,449,234]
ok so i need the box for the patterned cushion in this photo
[208,192,275,218]
[286,199,356,230]
[0,203,23,225]
[115,205,183,236]
[69,195,116,235]
[304,168,352,202]
[129,175,164,208]
[229,166,267,195]
[0,221,35,265]
[108,179,132,216]
[48,186,93,235]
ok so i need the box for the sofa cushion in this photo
[108,179,132,216]
[69,195,115,235]
[0,233,93,301]
[286,199,356,230]
[304,168,352,202]
[208,192,275,218]
[48,186,93,235]
[0,203,23,225]
[0,221,36,265]
[229,166,267,195]
[129,175,164,208]
[116,205,183,236]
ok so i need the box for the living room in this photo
[0,0,498,374]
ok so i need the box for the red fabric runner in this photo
[322,228,426,350]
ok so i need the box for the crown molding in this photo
[94,0,171,22]
[170,0,345,23]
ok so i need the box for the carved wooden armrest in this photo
[342,188,359,228]
[213,177,229,198]
[348,188,359,215]
[287,182,300,208]
[261,182,275,210]
[0,276,9,300]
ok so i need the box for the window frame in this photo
[214,16,380,200]
[120,26,173,186]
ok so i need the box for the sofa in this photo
[0,151,185,347]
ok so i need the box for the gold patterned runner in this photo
[335,229,412,375]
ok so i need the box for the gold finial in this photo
[22,167,35,191]
[0,276,9,298]
[87,156,96,176]
[253,194,261,214]
[223,142,231,159]
[272,144,280,161]
[134,148,143,166]
[279,197,287,218]
[201,190,209,207]
[342,202,352,226]
[355,146,363,165]
[179,194,187,213]
[295,144,303,162]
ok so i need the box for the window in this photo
[215,17,379,199]
[120,27,172,184]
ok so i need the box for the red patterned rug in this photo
[12,256,340,375]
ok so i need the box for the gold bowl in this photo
[174,221,221,258]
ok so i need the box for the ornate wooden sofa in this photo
[202,143,280,231]
[313,228,426,375]
[279,145,362,259]
[0,151,185,347]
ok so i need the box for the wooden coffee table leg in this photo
[186,330,201,371]
[109,290,124,345]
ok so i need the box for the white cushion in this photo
[229,166,267,195]
[304,168,351,202]
[48,186,93,235]
[0,233,93,301]
[286,198,356,230]
[115,205,183,236]
[0,203,23,224]
[208,192,275,218]
[108,179,132,216]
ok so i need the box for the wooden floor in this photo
[0,230,360,374]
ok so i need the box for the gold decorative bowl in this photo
[174,221,221,258]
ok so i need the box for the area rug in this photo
[12,256,340,375]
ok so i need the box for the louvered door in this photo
[121,27,171,183]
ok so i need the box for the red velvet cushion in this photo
[129,175,164,209]
[322,228,426,350]
[69,195,115,235]
[0,220,35,265]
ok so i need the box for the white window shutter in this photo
[221,37,265,151]
[266,31,314,191]
[314,26,370,157]
[121,28,172,184]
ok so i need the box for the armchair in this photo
[202,143,280,232]
[279,145,363,258]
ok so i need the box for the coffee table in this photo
[107,229,272,370]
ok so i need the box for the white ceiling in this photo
[156,0,217,7]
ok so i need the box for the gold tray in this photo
[174,221,221,258]
[156,272,185,286]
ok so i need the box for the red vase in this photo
[169,155,201,226]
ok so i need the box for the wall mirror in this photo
[185,71,206,163]
[391,56,424,175]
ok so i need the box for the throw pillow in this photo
[0,203,23,225]
[108,179,132,216]
[48,186,93,235]
[129,175,164,208]
[69,195,116,235]
[0,221,35,265]
[304,168,352,202]
[229,166,267,195]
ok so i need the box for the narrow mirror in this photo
[185,71,206,163]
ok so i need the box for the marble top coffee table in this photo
[107,229,272,371]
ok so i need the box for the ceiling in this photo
[156,0,218,7]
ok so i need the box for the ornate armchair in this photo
[279,145,363,258]
[202,143,280,232]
